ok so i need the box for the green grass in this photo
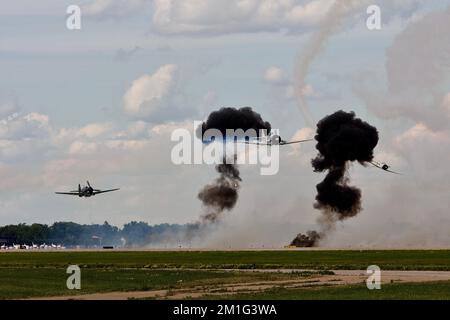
[197,281,450,300]
[1,250,450,270]
[1,250,449,299]
[0,267,311,299]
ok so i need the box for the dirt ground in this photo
[32,270,450,300]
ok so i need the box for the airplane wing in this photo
[239,141,269,145]
[242,139,314,146]
[233,137,268,145]
[385,169,402,175]
[370,161,382,167]
[236,139,313,146]
[55,192,80,196]
[92,188,120,195]
[370,162,402,175]
[281,139,314,145]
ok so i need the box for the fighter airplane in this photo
[55,181,120,197]
[370,161,402,175]
[241,134,313,146]
[202,133,313,146]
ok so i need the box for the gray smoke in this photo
[197,107,271,223]
[198,158,241,223]
[294,0,367,127]
[291,110,378,247]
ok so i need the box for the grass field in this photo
[0,267,313,299]
[1,250,449,299]
[198,281,450,300]
[1,249,450,270]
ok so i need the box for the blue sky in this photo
[1,0,450,247]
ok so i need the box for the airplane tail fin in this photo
[78,184,81,193]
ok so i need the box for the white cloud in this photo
[287,127,315,160]
[263,65,316,101]
[23,113,48,127]
[42,159,79,186]
[395,123,449,147]
[263,66,285,83]
[0,112,50,140]
[126,120,149,137]
[152,0,334,35]
[150,120,192,135]
[354,6,450,130]
[299,84,315,97]
[285,0,334,25]
[53,123,114,147]
[123,64,178,119]
[83,0,149,18]
[105,139,149,151]
[0,97,19,120]
[291,127,314,141]
[77,123,113,138]
[69,141,98,155]
[114,121,151,140]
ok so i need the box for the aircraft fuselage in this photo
[79,187,94,197]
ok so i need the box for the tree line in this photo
[0,221,195,247]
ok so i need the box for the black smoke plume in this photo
[198,106,271,140]
[312,110,378,214]
[290,230,320,247]
[198,107,271,223]
[198,160,241,223]
[291,111,378,247]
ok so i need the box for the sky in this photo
[1,0,450,247]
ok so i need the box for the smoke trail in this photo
[291,110,378,246]
[294,0,366,127]
[197,107,271,223]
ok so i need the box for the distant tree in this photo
[28,224,50,243]
[48,222,84,245]
[121,221,152,247]
[0,223,49,244]
[0,220,197,247]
